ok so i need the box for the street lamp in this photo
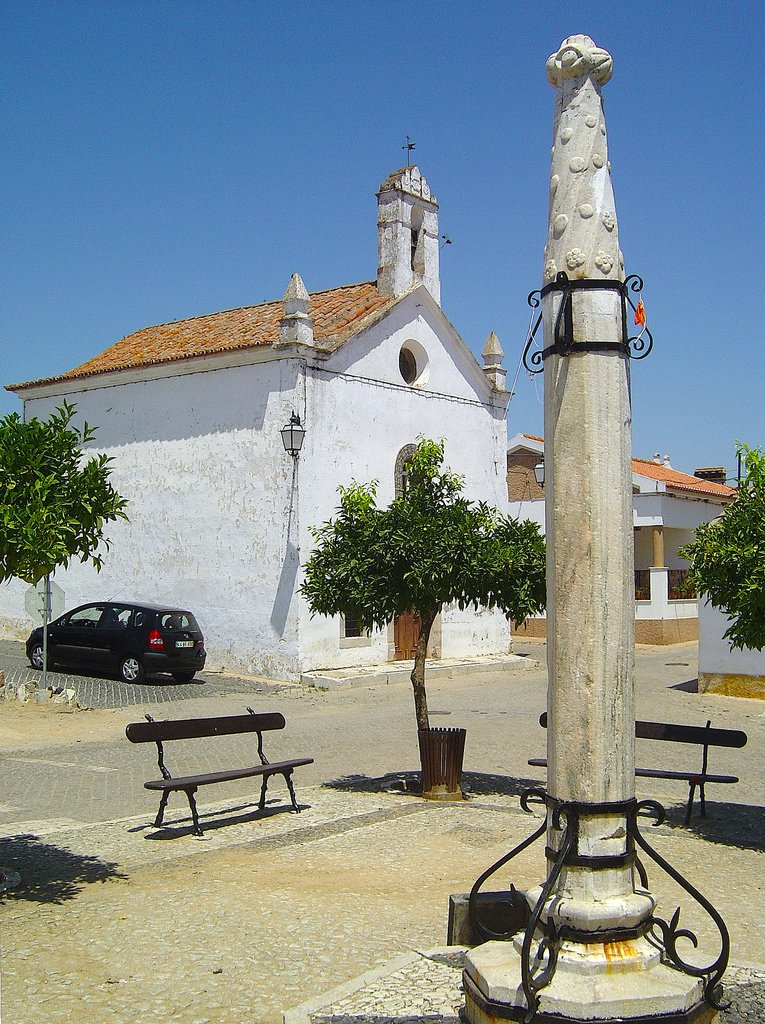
[280,412,305,458]
[533,460,545,487]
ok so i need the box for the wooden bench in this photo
[126,708,313,836]
[529,712,747,826]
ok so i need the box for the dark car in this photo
[26,602,206,684]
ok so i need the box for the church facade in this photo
[3,167,512,680]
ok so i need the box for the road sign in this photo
[24,579,65,623]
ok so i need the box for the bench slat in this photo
[537,712,746,749]
[126,712,286,743]
[528,758,738,785]
[144,757,314,791]
[635,767,738,784]
[635,721,746,748]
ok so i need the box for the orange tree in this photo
[301,438,546,734]
[0,401,128,586]
[681,443,765,651]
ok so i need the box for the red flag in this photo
[634,298,646,327]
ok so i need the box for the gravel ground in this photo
[2,638,764,1023]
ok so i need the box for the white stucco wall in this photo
[296,291,510,672]
[0,357,307,679]
[632,492,724,532]
[2,292,511,679]
[698,599,765,677]
[506,499,545,532]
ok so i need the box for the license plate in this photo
[175,640,194,648]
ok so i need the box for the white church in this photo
[3,166,512,681]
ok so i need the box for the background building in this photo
[506,433,736,644]
[1,167,511,680]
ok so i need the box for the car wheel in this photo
[171,670,196,682]
[29,643,53,671]
[120,656,145,684]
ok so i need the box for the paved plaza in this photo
[1,639,764,1023]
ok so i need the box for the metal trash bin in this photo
[418,726,466,801]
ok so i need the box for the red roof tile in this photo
[512,436,735,501]
[9,281,390,392]
[631,458,736,499]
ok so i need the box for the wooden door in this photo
[394,611,421,660]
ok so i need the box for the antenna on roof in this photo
[402,135,416,167]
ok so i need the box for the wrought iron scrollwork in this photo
[521,271,654,373]
[522,291,544,374]
[467,790,730,1020]
[519,801,576,1022]
[623,274,654,361]
[468,788,546,943]
[633,798,730,1009]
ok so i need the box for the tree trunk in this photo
[410,606,437,731]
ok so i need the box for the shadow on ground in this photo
[674,800,765,853]
[129,797,310,840]
[721,980,765,1020]
[323,770,543,799]
[0,835,126,903]
[670,678,699,693]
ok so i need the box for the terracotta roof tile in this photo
[631,458,736,499]
[9,281,390,391]
[512,436,735,501]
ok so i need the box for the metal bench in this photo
[529,712,747,826]
[126,708,313,836]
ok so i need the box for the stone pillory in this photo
[464,35,731,1024]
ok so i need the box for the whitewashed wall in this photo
[1,292,510,679]
[0,358,306,679]
[698,600,765,677]
[296,290,510,672]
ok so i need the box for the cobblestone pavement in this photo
[2,787,765,1024]
[287,952,765,1024]
[0,637,287,708]
[2,639,765,1023]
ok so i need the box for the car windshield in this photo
[159,611,199,632]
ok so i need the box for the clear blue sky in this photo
[3,1,763,480]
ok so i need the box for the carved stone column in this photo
[463,35,721,1024]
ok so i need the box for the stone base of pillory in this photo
[463,937,715,1024]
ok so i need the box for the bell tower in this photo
[376,165,440,304]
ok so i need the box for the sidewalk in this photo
[2,780,765,1024]
[2,640,764,1023]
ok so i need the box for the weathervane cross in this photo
[402,135,416,166]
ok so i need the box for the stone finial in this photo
[482,330,504,365]
[481,331,507,391]
[542,35,622,285]
[278,273,314,347]
[546,35,613,88]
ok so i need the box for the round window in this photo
[399,347,417,384]
[398,340,429,387]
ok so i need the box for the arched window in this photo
[395,444,417,497]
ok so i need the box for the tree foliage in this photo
[301,438,546,730]
[0,402,128,586]
[680,444,765,651]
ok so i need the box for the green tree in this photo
[680,444,765,651]
[0,402,128,586]
[301,438,546,733]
